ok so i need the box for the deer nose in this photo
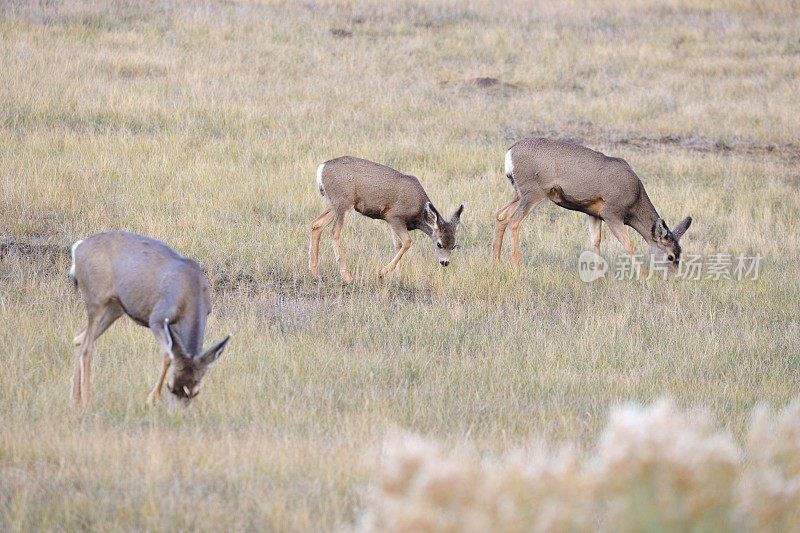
[440,260,449,267]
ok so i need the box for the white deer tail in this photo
[68,239,83,287]
[504,148,515,185]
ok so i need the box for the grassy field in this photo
[1,0,799,530]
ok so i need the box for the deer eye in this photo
[436,242,443,249]
[667,255,675,262]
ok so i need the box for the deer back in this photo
[319,156,430,225]
[74,231,212,355]
[509,138,646,218]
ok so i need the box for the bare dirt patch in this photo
[614,134,800,162]
[0,239,68,276]
[441,77,520,96]
[0,240,69,288]
[271,294,324,332]
[329,28,353,38]
[513,122,800,163]
[211,269,263,296]
[390,284,434,305]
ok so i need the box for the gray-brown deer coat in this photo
[309,156,464,281]
[493,138,692,271]
[69,231,230,407]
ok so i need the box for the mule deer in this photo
[309,156,465,281]
[69,231,230,407]
[493,138,692,271]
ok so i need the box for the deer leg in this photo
[390,228,402,252]
[71,317,95,403]
[496,193,520,222]
[72,325,89,401]
[74,305,123,348]
[94,307,123,339]
[76,315,99,406]
[146,355,171,407]
[145,317,180,406]
[309,208,334,278]
[379,226,411,279]
[73,305,122,405]
[71,351,83,403]
[73,328,86,346]
[510,196,545,267]
[331,212,353,283]
[492,195,520,261]
[588,215,602,256]
[387,228,408,274]
[605,218,641,278]
[605,218,636,257]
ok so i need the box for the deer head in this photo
[163,321,230,408]
[650,216,693,269]
[424,202,465,267]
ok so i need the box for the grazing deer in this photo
[493,138,692,271]
[309,156,465,281]
[69,231,231,407]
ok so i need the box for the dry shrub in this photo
[590,400,740,530]
[358,435,587,533]
[359,400,800,532]
[737,400,800,532]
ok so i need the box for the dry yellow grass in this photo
[1,1,798,530]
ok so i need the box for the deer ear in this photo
[163,319,175,360]
[163,319,172,349]
[163,319,188,360]
[198,335,231,366]
[424,202,439,229]
[450,204,465,226]
[672,216,692,240]
[652,218,670,241]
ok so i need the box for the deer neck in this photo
[415,201,435,236]
[171,310,207,357]
[627,185,660,246]
[418,219,434,237]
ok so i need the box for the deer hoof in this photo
[341,271,353,284]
